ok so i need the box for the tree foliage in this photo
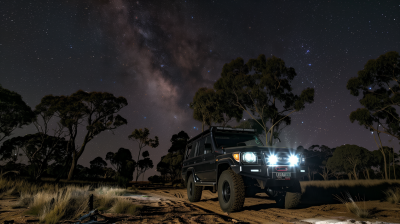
[0,133,67,180]
[0,85,35,143]
[106,148,136,186]
[214,55,314,145]
[326,144,371,180]
[128,128,159,181]
[168,130,190,154]
[36,90,128,181]
[90,156,108,178]
[346,51,400,179]
[156,130,189,182]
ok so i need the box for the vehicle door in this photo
[202,135,216,181]
[193,137,207,181]
[187,140,203,181]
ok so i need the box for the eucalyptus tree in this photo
[0,85,35,143]
[128,128,159,182]
[36,90,128,181]
[106,148,136,186]
[347,51,400,179]
[137,151,154,181]
[190,88,221,131]
[214,55,314,146]
[326,144,371,180]
[0,133,67,180]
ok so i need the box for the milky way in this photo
[1,0,399,179]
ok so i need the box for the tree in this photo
[106,148,136,186]
[0,85,35,143]
[157,131,190,181]
[157,152,183,181]
[190,88,220,131]
[36,90,128,181]
[308,145,335,180]
[213,89,243,127]
[137,151,154,181]
[90,156,108,178]
[0,134,67,180]
[128,128,159,182]
[347,51,400,179]
[214,55,314,146]
[326,145,371,180]
[168,130,190,154]
[234,118,265,136]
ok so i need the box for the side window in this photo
[194,141,200,157]
[198,138,205,156]
[204,136,212,154]
[186,145,193,159]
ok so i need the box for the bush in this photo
[116,176,129,188]
[148,175,163,183]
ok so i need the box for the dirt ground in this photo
[1,188,400,224]
[137,188,400,224]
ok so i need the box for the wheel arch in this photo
[216,162,231,186]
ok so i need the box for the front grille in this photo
[265,152,291,165]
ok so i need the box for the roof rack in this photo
[215,127,255,132]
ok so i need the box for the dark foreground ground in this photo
[1,187,400,224]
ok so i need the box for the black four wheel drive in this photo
[181,126,307,213]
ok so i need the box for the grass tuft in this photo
[384,187,400,204]
[110,197,142,216]
[334,192,370,218]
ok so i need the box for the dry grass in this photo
[301,179,400,192]
[110,197,143,216]
[334,192,370,218]
[384,187,400,204]
[0,178,142,223]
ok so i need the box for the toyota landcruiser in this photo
[181,126,306,213]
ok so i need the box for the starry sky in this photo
[1,0,400,180]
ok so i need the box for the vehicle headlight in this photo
[289,155,299,165]
[242,152,257,163]
[268,154,278,165]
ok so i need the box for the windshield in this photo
[213,133,263,148]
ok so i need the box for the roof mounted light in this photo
[215,127,255,132]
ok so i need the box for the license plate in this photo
[276,172,291,177]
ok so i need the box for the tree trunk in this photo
[353,165,358,180]
[348,173,352,180]
[394,152,396,180]
[67,152,78,181]
[380,149,388,180]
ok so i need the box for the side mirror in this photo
[214,148,224,154]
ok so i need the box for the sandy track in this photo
[138,188,400,224]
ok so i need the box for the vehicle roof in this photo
[186,126,256,145]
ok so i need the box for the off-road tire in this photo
[218,169,245,213]
[187,175,202,202]
[284,180,302,209]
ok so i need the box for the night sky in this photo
[1,0,400,179]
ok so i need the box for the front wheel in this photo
[285,180,302,209]
[187,175,202,202]
[218,169,245,213]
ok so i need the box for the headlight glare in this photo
[242,152,257,163]
[268,154,278,165]
[289,155,299,165]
